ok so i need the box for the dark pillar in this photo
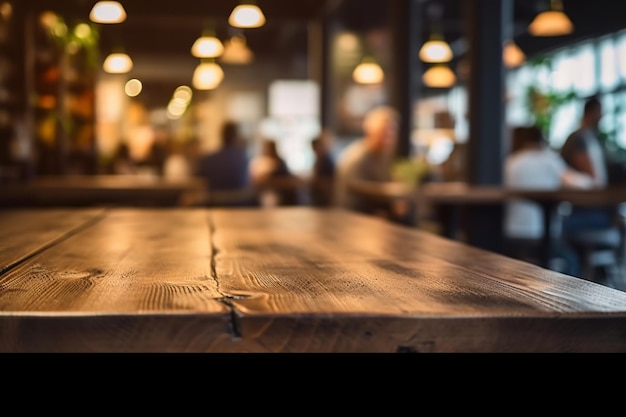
[464,0,511,253]
[309,14,338,132]
[389,0,421,159]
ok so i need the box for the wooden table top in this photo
[2,207,626,352]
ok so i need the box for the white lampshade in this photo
[228,3,266,28]
[192,61,224,90]
[103,52,133,74]
[528,0,573,37]
[219,35,254,65]
[352,58,384,84]
[89,1,127,24]
[419,38,453,63]
[191,35,224,58]
[503,40,526,68]
[423,64,456,88]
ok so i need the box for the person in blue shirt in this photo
[197,120,253,206]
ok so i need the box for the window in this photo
[550,101,579,148]
[552,50,575,93]
[599,37,619,92]
[616,30,626,80]
[571,42,597,96]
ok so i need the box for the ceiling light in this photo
[503,40,526,68]
[192,34,224,58]
[219,34,254,65]
[89,1,127,24]
[419,35,453,63]
[125,79,142,97]
[419,2,453,63]
[103,52,133,74]
[352,57,384,84]
[228,1,266,29]
[192,60,224,90]
[528,0,573,37]
[423,64,456,88]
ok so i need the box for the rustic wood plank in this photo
[2,207,626,352]
[0,209,230,352]
[209,208,626,352]
[0,208,106,274]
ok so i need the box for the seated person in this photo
[196,121,254,206]
[249,139,300,206]
[504,125,593,276]
[560,97,615,236]
[334,106,414,226]
[310,131,336,207]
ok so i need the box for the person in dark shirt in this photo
[197,121,252,205]
[310,131,336,206]
[559,97,614,235]
[249,138,300,205]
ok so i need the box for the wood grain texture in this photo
[2,207,626,352]
[0,209,230,352]
[0,208,106,273]
[210,208,626,352]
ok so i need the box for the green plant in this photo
[44,15,100,71]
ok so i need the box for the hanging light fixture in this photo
[423,64,456,88]
[419,2,453,63]
[352,56,384,84]
[528,0,574,37]
[103,51,133,74]
[191,26,224,58]
[219,34,254,65]
[89,1,127,24]
[192,59,224,90]
[419,35,454,63]
[503,40,526,68]
[228,1,266,29]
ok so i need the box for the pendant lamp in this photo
[419,2,453,63]
[352,57,384,84]
[89,1,127,24]
[192,59,224,90]
[191,29,224,58]
[103,52,133,74]
[503,40,526,68]
[228,1,266,29]
[423,64,456,88]
[219,34,254,65]
[528,0,574,37]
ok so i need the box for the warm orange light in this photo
[191,34,224,58]
[528,0,573,37]
[103,52,133,74]
[419,36,453,63]
[89,1,127,24]
[352,58,384,84]
[423,64,456,88]
[192,61,224,90]
[219,35,254,65]
[503,40,526,68]
[228,2,265,28]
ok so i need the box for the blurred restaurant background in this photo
[1,0,625,181]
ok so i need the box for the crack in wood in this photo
[207,213,242,339]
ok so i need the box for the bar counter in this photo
[1,207,626,352]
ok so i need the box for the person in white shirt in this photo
[504,125,593,275]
